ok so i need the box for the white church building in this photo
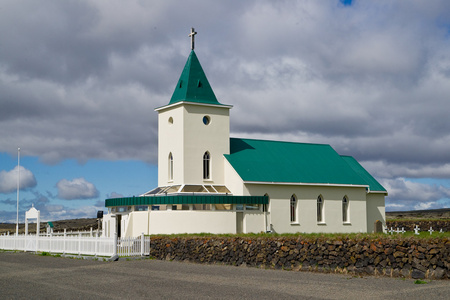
[103,30,387,238]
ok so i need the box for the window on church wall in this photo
[203,151,211,180]
[245,204,260,211]
[342,196,349,223]
[215,204,232,210]
[290,195,297,223]
[317,196,324,223]
[168,153,173,181]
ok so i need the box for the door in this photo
[236,212,243,234]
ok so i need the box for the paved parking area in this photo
[0,252,449,299]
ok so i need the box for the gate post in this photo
[78,232,81,256]
[63,229,66,256]
[113,231,118,257]
[141,232,144,256]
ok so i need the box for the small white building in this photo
[103,31,387,237]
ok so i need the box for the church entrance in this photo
[117,215,122,238]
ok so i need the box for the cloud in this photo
[107,192,124,199]
[0,1,450,211]
[385,203,405,209]
[360,161,450,180]
[381,177,450,211]
[413,202,439,211]
[1,189,105,223]
[0,166,37,194]
[0,1,448,168]
[56,178,99,200]
[381,178,450,202]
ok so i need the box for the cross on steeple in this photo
[189,28,197,50]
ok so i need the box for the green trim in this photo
[105,195,268,207]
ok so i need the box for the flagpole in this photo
[16,147,20,236]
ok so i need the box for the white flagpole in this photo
[16,147,20,236]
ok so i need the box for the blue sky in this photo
[1,0,450,222]
[1,152,157,222]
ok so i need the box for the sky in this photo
[1,0,450,223]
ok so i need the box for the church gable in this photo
[225,138,385,192]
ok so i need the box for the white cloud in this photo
[385,203,405,209]
[381,177,450,211]
[381,178,450,202]
[56,177,99,200]
[0,1,450,211]
[414,202,436,211]
[0,166,37,194]
[107,192,124,199]
[360,161,450,179]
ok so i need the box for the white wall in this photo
[244,184,369,233]
[244,212,265,233]
[157,105,185,186]
[149,211,237,234]
[157,102,231,187]
[366,193,386,233]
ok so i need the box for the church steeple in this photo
[169,30,222,106]
[169,50,221,105]
[156,29,231,187]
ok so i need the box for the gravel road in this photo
[0,252,448,299]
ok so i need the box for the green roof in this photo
[224,138,386,192]
[169,50,222,106]
[105,195,268,207]
[341,156,387,192]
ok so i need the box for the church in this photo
[103,29,387,238]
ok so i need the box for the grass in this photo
[414,279,428,284]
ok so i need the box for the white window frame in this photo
[290,194,298,223]
[342,196,350,223]
[168,152,173,182]
[203,151,211,180]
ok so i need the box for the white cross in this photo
[400,227,406,234]
[440,229,443,233]
[396,227,401,234]
[414,225,420,235]
[189,28,197,50]
[389,227,394,235]
[428,227,434,235]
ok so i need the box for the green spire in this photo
[169,50,221,105]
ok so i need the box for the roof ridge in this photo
[230,137,331,147]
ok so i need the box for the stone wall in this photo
[386,220,449,232]
[150,236,450,279]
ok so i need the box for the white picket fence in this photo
[0,233,150,257]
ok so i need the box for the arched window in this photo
[317,195,324,223]
[342,196,349,223]
[168,153,173,181]
[290,194,297,222]
[203,151,210,180]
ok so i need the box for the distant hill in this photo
[0,218,98,234]
[386,208,450,220]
